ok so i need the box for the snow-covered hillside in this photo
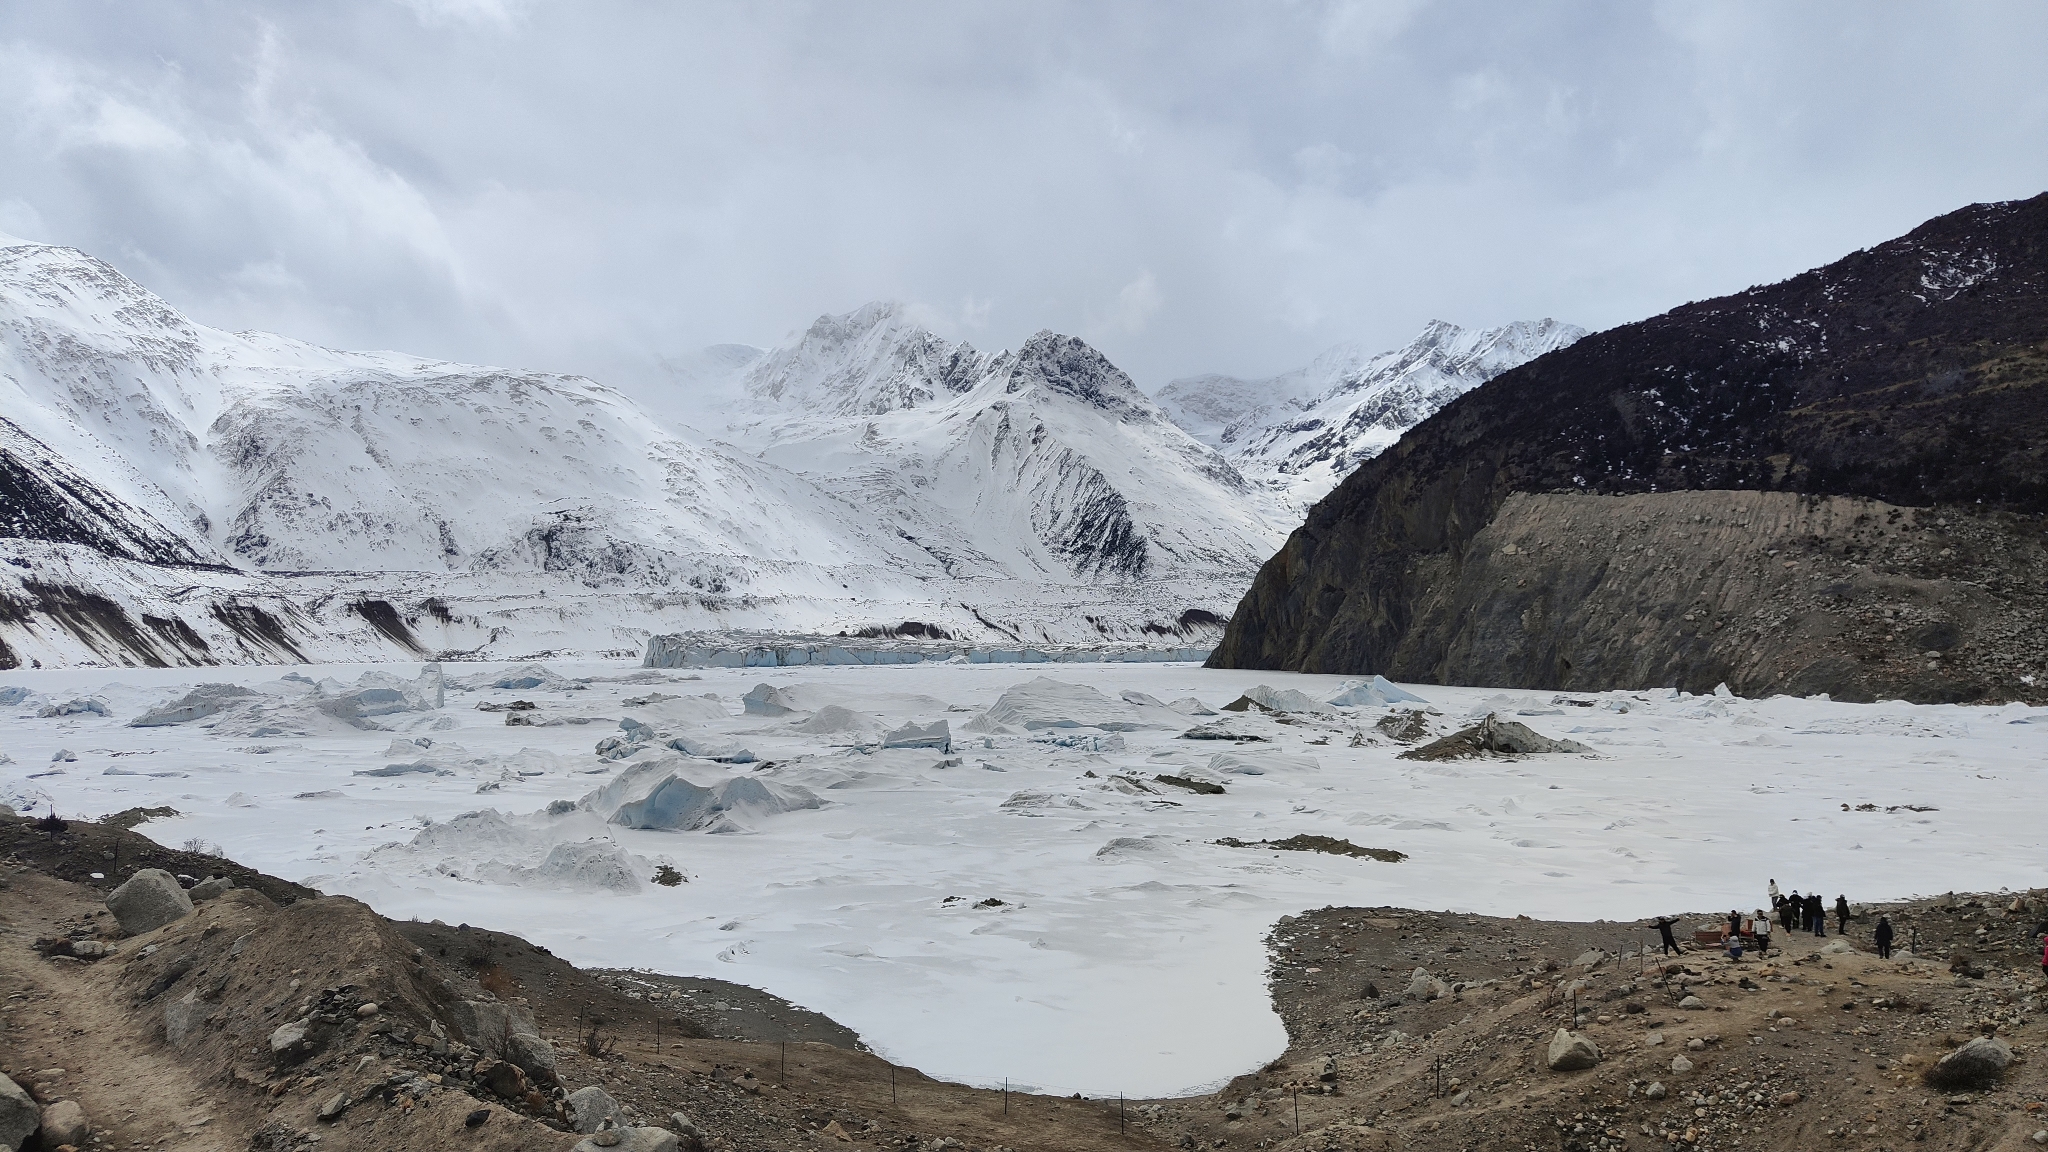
[724,303,1283,588]
[1157,319,1585,513]
[0,238,1286,668]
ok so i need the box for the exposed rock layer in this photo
[1212,193,2048,703]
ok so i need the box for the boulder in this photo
[0,1074,38,1150]
[270,1019,327,1068]
[670,1112,708,1150]
[1546,1029,1600,1071]
[1925,1036,2013,1088]
[189,876,235,902]
[567,1086,625,1133]
[573,1128,680,1152]
[39,1098,89,1146]
[1670,1055,1694,1075]
[475,1058,527,1098]
[1679,995,1706,1010]
[106,869,193,935]
[165,990,207,1047]
[1399,713,1593,761]
[449,1000,557,1083]
[1644,1081,1668,1099]
[1572,950,1608,970]
[1819,938,1858,955]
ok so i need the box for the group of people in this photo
[1767,880,1849,938]
[1646,879,1900,960]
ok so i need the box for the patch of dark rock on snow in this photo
[1216,835,1406,862]
[1153,774,1225,795]
[1398,713,1591,761]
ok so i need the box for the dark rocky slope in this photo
[1210,193,2048,703]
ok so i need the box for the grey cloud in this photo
[1,0,2043,406]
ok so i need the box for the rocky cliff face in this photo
[1210,193,2048,703]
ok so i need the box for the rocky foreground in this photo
[2,808,2044,1152]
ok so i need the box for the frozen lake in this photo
[3,659,2042,1096]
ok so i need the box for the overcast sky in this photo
[3,1,2045,407]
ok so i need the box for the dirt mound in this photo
[0,808,1164,1152]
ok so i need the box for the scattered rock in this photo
[105,868,193,935]
[1777,1091,1802,1106]
[1679,995,1706,1010]
[317,1091,349,1122]
[1671,1056,1694,1075]
[187,875,235,902]
[1644,1082,1668,1099]
[356,1002,380,1018]
[1546,1029,1600,1071]
[1399,714,1593,760]
[1925,1036,2013,1088]
[39,1098,88,1146]
[820,1119,854,1141]
[568,1086,625,1134]
[465,1108,491,1128]
[0,1075,39,1150]
[573,1128,680,1152]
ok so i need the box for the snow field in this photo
[2,661,2044,1096]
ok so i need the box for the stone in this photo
[1645,1031,1664,1046]
[593,1122,624,1148]
[572,1128,680,1152]
[1644,1082,1668,1099]
[1679,995,1706,1010]
[356,1002,380,1017]
[450,999,556,1083]
[105,869,193,935]
[1686,1038,1706,1052]
[165,990,208,1047]
[1572,950,1607,970]
[39,1098,88,1146]
[476,1058,527,1098]
[466,1108,491,1128]
[317,1091,349,1122]
[0,1075,39,1151]
[269,1019,328,1069]
[1670,1056,1694,1075]
[1776,1091,1802,1106]
[1926,1037,2013,1088]
[1819,938,1858,955]
[670,1111,708,1150]
[68,940,110,960]
[1546,1029,1600,1071]
[188,876,235,902]
[820,1120,853,1141]
[568,1086,625,1134]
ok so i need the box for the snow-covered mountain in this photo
[1156,319,1585,512]
[723,303,1280,588]
[0,238,1287,668]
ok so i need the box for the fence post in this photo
[1293,1090,1300,1135]
[891,1065,897,1105]
[1005,1078,1009,1118]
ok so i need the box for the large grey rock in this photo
[573,1128,680,1152]
[269,1018,331,1068]
[1546,1029,1600,1071]
[106,868,193,935]
[567,1086,625,1134]
[449,1000,557,1083]
[165,990,208,1047]
[1927,1036,2013,1087]
[188,876,235,902]
[39,1098,89,1146]
[0,1074,38,1150]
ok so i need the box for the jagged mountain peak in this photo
[995,330,1159,423]
[741,301,980,417]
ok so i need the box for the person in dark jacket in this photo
[1835,895,1851,933]
[1654,916,1680,956]
[1809,893,1826,936]
[1783,891,1801,933]
[1874,915,1895,959]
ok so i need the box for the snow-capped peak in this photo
[995,330,1161,423]
[1156,318,1586,514]
[741,301,982,417]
